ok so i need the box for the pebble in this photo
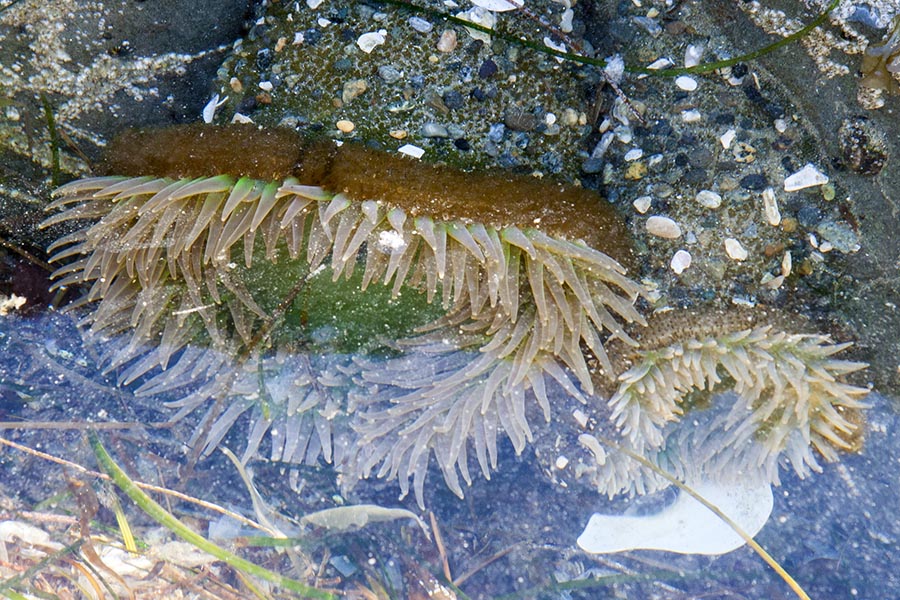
[740,173,768,191]
[724,237,748,261]
[377,65,402,83]
[437,29,457,53]
[762,187,781,226]
[633,195,652,214]
[670,249,692,274]
[341,79,368,104]
[357,30,386,53]
[646,215,682,239]
[784,163,829,191]
[624,161,648,180]
[816,220,861,253]
[479,58,498,79]
[421,122,449,137]
[695,190,722,209]
[408,16,433,33]
[389,129,407,139]
[624,148,643,161]
[442,90,464,110]
[675,75,698,91]
[336,119,354,133]
[647,57,674,70]
[681,109,702,123]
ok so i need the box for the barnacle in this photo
[860,13,900,93]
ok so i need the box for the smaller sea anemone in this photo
[572,307,869,499]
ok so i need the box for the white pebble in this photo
[572,409,588,428]
[336,119,355,133]
[675,75,698,91]
[695,190,722,209]
[306,0,324,8]
[397,144,425,159]
[317,17,331,27]
[684,44,705,68]
[357,31,386,53]
[762,187,781,226]
[784,163,829,191]
[720,128,736,149]
[624,148,643,161]
[646,216,682,239]
[774,118,788,133]
[471,0,518,11]
[724,237,748,261]
[633,195,652,214]
[555,455,570,470]
[258,80,273,91]
[670,250,692,274]
[681,109,702,123]
[408,16,433,32]
[781,251,792,277]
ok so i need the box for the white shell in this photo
[398,144,425,159]
[675,75,698,91]
[578,478,774,555]
[471,0,520,11]
[670,250,692,274]
[719,128,736,149]
[784,163,829,191]
[357,31,386,53]
[762,187,781,226]
[724,238,748,261]
[632,195,652,214]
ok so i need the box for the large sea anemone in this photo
[42,124,870,510]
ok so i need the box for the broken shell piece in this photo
[578,478,774,555]
[357,31,387,53]
[633,195,652,214]
[684,43,705,68]
[784,163,829,191]
[646,216,682,239]
[720,128,736,149]
[670,249,692,274]
[762,187,781,226]
[724,238,748,261]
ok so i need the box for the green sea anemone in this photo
[42,124,870,510]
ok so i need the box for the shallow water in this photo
[2,0,899,598]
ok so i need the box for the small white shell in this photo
[675,75,698,91]
[784,163,829,191]
[724,238,748,261]
[670,250,692,274]
[357,31,386,53]
[762,187,781,226]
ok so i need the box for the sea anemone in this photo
[571,307,869,499]
[42,123,644,475]
[42,124,870,512]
